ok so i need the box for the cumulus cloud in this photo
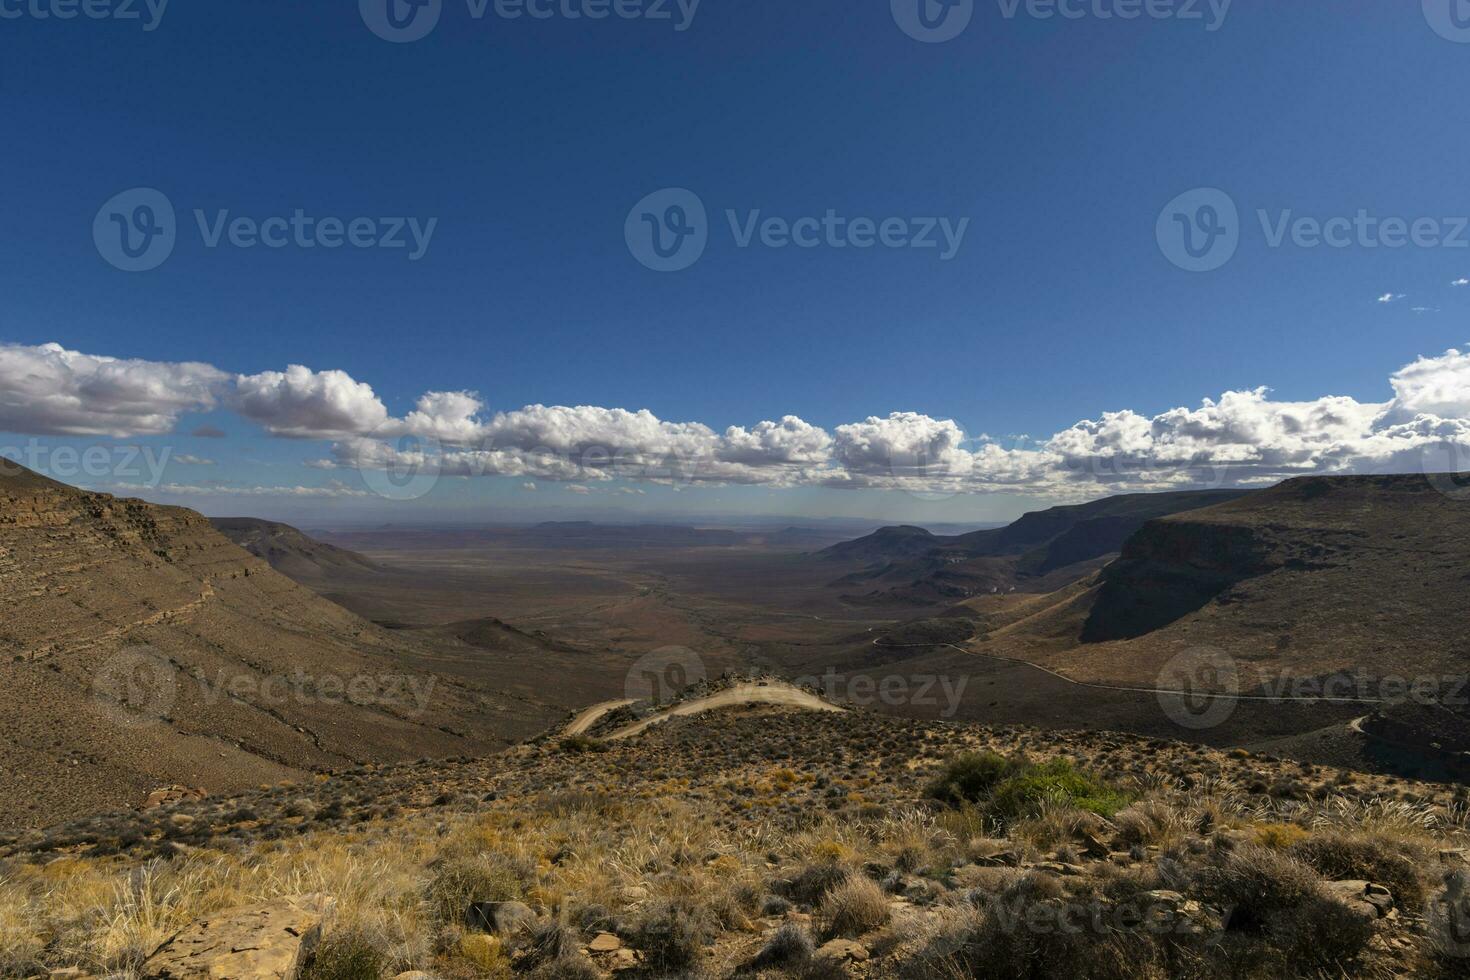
[1378,293,1405,304]
[0,342,226,437]
[233,365,389,439]
[5,340,1470,499]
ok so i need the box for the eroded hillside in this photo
[0,465,560,828]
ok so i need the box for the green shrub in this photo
[986,759,1132,824]
[926,752,1017,805]
[300,931,385,980]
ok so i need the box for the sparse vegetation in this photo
[1,705,1465,978]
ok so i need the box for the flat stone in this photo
[817,939,869,962]
[1032,862,1088,876]
[143,893,335,980]
[391,973,436,980]
[588,933,622,953]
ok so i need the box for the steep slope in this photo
[823,489,1250,603]
[210,517,379,581]
[987,474,1470,692]
[0,464,558,828]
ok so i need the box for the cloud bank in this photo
[2,340,1468,498]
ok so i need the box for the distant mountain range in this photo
[820,489,1250,604]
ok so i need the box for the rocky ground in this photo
[5,700,1470,979]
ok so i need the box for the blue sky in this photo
[3,1,1470,525]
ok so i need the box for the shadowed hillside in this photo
[975,474,1470,693]
[0,464,564,828]
[211,516,381,581]
[823,489,1250,604]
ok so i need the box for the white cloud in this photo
[1453,279,1469,287]
[1378,293,1406,304]
[110,481,372,498]
[172,454,216,466]
[521,481,537,491]
[0,342,226,437]
[7,340,1470,500]
[233,365,389,439]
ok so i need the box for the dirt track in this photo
[564,698,636,736]
[603,682,844,740]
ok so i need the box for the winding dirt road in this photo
[563,698,636,736]
[597,682,844,740]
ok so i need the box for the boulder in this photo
[142,894,335,980]
[816,939,869,962]
[465,900,534,935]
[588,933,622,953]
[1324,880,1394,919]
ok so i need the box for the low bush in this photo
[300,931,385,980]
[1291,829,1427,908]
[986,759,1133,825]
[633,898,715,972]
[820,874,889,939]
[557,735,607,755]
[424,856,524,930]
[1195,845,1375,973]
[926,752,1017,806]
[752,921,815,969]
